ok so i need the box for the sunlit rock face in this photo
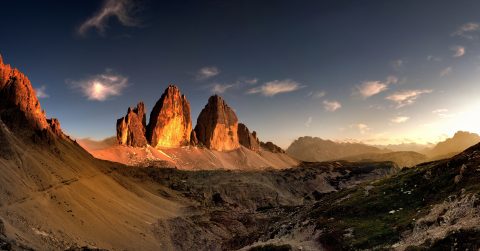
[116,102,148,147]
[147,85,192,148]
[0,54,49,132]
[238,123,260,151]
[195,95,240,151]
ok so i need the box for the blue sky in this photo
[2,0,480,147]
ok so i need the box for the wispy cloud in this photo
[196,66,220,80]
[78,0,140,36]
[69,70,128,101]
[440,66,452,77]
[451,45,466,57]
[34,85,49,99]
[304,116,313,128]
[211,83,235,94]
[391,116,409,123]
[323,100,342,112]
[386,89,433,108]
[427,55,442,62]
[452,22,480,39]
[432,108,455,118]
[307,90,326,99]
[247,79,303,97]
[244,78,258,84]
[351,123,370,134]
[354,76,397,98]
[391,59,404,71]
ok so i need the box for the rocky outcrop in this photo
[194,95,240,151]
[116,102,148,147]
[190,130,199,146]
[238,123,260,151]
[47,118,64,137]
[0,54,49,133]
[261,141,285,153]
[147,85,192,148]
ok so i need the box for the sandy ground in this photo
[0,121,186,250]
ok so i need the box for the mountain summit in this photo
[147,85,192,148]
[194,95,240,151]
[0,54,63,140]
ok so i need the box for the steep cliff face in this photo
[194,95,240,151]
[238,123,260,151]
[147,85,192,148]
[0,54,48,133]
[0,54,64,139]
[116,102,148,147]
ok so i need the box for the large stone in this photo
[116,102,148,147]
[194,95,240,151]
[238,123,260,151]
[147,85,192,148]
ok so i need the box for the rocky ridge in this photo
[0,54,64,139]
[116,88,287,153]
[238,123,260,151]
[116,102,148,147]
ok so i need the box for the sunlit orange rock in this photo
[116,102,148,147]
[147,85,192,148]
[238,123,260,151]
[194,95,240,151]
[0,54,50,133]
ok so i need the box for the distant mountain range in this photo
[286,136,388,162]
[425,131,480,159]
[287,131,480,166]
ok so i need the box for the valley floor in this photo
[3,119,480,250]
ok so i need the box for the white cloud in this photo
[211,83,235,94]
[70,70,128,101]
[451,46,466,57]
[351,123,370,134]
[304,116,313,128]
[245,78,258,84]
[34,85,49,99]
[391,116,409,124]
[386,89,433,108]
[354,76,397,98]
[78,0,140,36]
[391,59,404,71]
[356,81,388,98]
[196,66,220,80]
[247,79,303,97]
[440,66,452,77]
[452,22,480,39]
[323,100,341,112]
[307,90,326,99]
